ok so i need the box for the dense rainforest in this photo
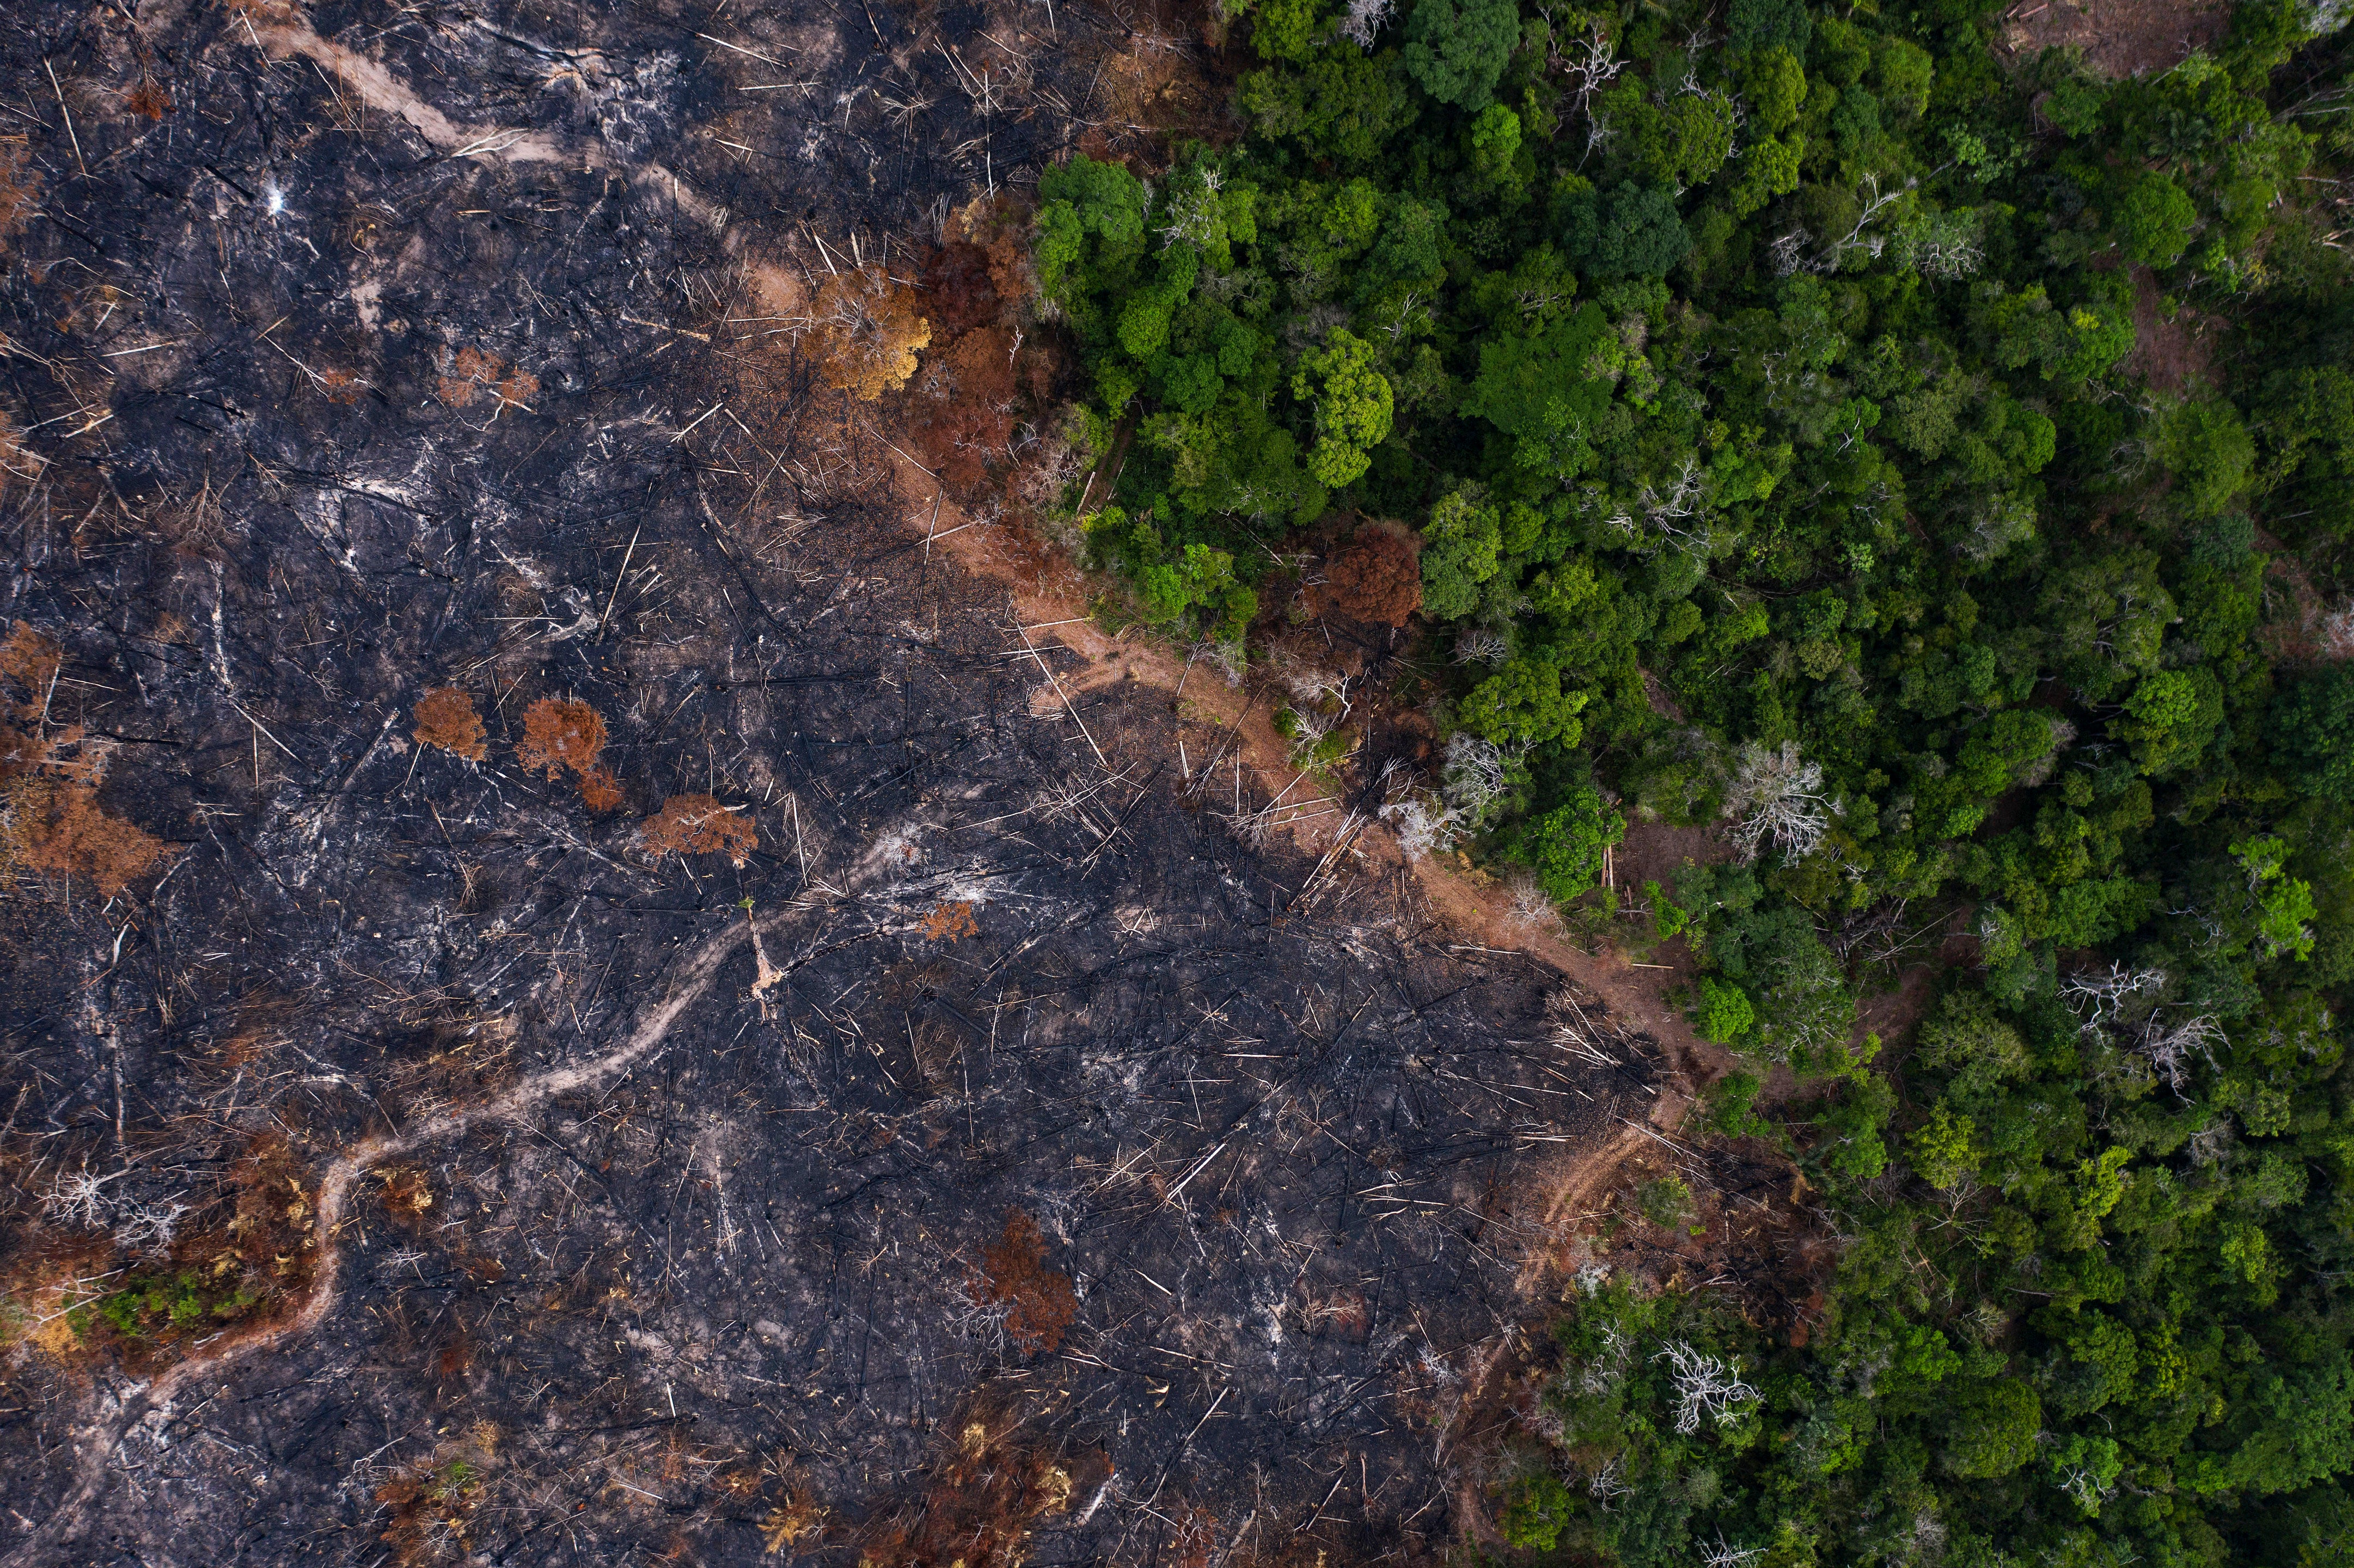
[1025,0,2354,1560]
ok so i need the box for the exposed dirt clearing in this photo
[1996,0,2229,76]
[2124,264,2217,395]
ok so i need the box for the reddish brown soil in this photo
[1996,0,2229,77]
[2123,265,2217,396]
[1613,818,1731,900]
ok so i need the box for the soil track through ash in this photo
[3,904,758,1568]
[0,0,1723,1559]
[883,441,1720,1082]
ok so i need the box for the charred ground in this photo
[0,0,1697,1561]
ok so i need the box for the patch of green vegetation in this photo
[78,1271,264,1343]
[1034,0,2354,1558]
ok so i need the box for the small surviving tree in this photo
[1502,781,1624,902]
[1291,327,1394,488]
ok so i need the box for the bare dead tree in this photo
[1548,15,1624,119]
[1338,0,1395,49]
[1453,627,1510,666]
[2058,962,2169,1033]
[1653,1340,1759,1434]
[1724,740,1831,864]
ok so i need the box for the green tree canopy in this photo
[1401,0,1519,109]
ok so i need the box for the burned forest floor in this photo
[0,0,1818,1563]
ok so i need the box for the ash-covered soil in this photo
[0,0,1667,1561]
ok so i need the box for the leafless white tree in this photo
[1895,207,1985,279]
[1276,657,1352,714]
[1504,872,1558,930]
[1654,1340,1760,1435]
[2058,962,2170,1033]
[2138,1012,2225,1094]
[1637,456,1720,557]
[1551,16,1625,115]
[2053,1457,2117,1514]
[1154,167,1227,249]
[1442,733,1516,822]
[1802,175,1912,273]
[1453,627,1511,666]
[1282,705,1335,769]
[2320,601,2354,658]
[1339,0,1394,49]
[40,1168,119,1230]
[1725,740,1832,863]
[113,1199,190,1253]
[1380,792,1459,858]
[1702,1536,1766,1568]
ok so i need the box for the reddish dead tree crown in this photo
[1323,524,1422,627]
[515,697,622,811]
[412,687,487,761]
[640,793,757,867]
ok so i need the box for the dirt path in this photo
[877,443,1728,1133]
[1,901,798,1568]
[248,0,1712,1101]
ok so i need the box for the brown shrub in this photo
[5,777,178,896]
[812,266,931,401]
[920,901,979,941]
[760,1497,828,1553]
[1322,522,1422,626]
[412,687,487,761]
[0,618,60,708]
[377,1167,435,1227]
[374,1447,486,1567]
[974,1211,1077,1355]
[317,366,366,406]
[513,697,622,811]
[920,241,1002,338]
[435,344,538,412]
[640,793,756,866]
[126,79,173,120]
[0,622,177,896]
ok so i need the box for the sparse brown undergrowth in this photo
[373,1423,499,1567]
[125,78,173,120]
[0,138,40,256]
[0,621,178,896]
[435,344,539,413]
[514,696,622,810]
[640,793,756,866]
[973,1210,1077,1356]
[859,1394,1106,1568]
